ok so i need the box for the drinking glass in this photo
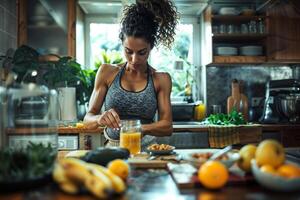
[120,120,141,155]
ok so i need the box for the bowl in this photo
[219,7,239,15]
[240,46,263,56]
[147,144,175,155]
[277,95,300,123]
[216,47,238,56]
[251,160,300,192]
[184,151,240,169]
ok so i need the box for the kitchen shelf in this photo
[212,15,265,23]
[213,34,267,42]
[211,56,266,64]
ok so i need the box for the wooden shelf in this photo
[212,15,265,23]
[211,56,266,64]
[213,34,267,42]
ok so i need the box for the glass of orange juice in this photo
[120,120,141,155]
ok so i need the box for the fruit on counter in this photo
[65,150,90,158]
[237,144,257,172]
[260,164,278,176]
[88,163,126,193]
[277,164,300,179]
[53,157,127,198]
[255,139,285,168]
[82,147,130,166]
[75,122,85,128]
[198,161,229,189]
[108,159,130,181]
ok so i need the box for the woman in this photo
[84,0,178,148]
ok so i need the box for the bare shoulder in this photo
[95,63,124,87]
[153,71,171,82]
[152,71,172,91]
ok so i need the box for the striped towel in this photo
[208,125,240,148]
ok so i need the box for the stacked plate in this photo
[219,7,239,16]
[240,46,263,56]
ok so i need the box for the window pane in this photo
[149,24,194,97]
[90,23,124,68]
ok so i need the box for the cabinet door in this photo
[282,128,300,147]
[267,1,300,62]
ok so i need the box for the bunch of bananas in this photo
[53,158,126,199]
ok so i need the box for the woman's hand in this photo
[97,108,121,129]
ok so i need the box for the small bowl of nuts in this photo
[147,144,175,155]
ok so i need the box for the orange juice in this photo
[194,101,206,121]
[120,132,141,155]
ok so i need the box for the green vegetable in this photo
[206,108,246,125]
[82,147,130,166]
[0,143,57,182]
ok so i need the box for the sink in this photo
[172,121,205,128]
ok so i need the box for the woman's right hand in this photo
[97,108,121,129]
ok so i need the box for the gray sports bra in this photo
[104,63,158,141]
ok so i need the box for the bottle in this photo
[194,101,206,121]
[120,120,141,155]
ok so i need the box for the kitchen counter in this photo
[1,149,300,200]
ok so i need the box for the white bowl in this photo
[251,160,300,192]
[184,152,240,169]
[219,7,239,15]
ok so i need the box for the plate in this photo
[147,146,175,155]
[251,160,300,192]
[184,151,240,169]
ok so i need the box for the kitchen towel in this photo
[208,125,240,148]
[58,87,77,121]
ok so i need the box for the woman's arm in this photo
[84,64,120,129]
[142,72,173,136]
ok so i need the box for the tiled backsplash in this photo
[0,0,17,55]
[206,65,300,119]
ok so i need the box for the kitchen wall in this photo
[206,65,300,121]
[0,0,17,55]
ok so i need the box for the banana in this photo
[59,158,91,184]
[53,162,80,194]
[87,163,126,194]
[53,162,69,183]
[59,181,80,194]
[84,166,113,199]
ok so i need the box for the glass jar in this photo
[120,120,141,155]
[194,101,206,121]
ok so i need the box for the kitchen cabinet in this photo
[203,6,267,65]
[17,0,76,57]
[266,1,300,62]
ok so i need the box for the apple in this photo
[237,144,257,172]
[255,139,285,168]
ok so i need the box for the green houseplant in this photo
[12,45,92,105]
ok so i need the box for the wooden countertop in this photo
[5,124,300,135]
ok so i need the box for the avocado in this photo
[82,147,130,166]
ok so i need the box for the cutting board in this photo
[167,163,255,189]
[128,153,178,169]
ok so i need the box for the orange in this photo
[277,164,300,179]
[260,164,278,176]
[198,161,229,189]
[107,159,130,180]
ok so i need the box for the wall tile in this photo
[0,7,4,30]
[206,65,297,119]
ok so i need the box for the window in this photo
[87,17,200,99]
[149,23,195,97]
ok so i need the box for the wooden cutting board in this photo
[167,163,255,189]
[128,153,179,169]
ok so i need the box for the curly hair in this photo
[119,0,179,49]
